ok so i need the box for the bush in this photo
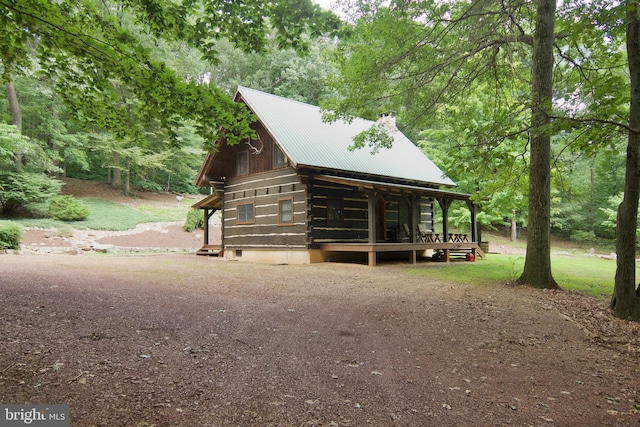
[171,181,199,194]
[183,208,204,232]
[48,195,89,221]
[0,221,22,249]
[570,230,597,243]
[136,180,163,192]
[0,171,63,216]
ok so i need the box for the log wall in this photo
[223,168,308,249]
[309,180,434,245]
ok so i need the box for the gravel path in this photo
[0,254,638,426]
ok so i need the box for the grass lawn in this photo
[405,253,626,299]
[12,198,189,231]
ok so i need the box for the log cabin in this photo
[194,86,483,266]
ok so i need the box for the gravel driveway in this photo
[0,254,638,426]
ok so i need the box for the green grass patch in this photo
[405,254,624,299]
[13,198,188,231]
[550,256,622,298]
[136,204,189,222]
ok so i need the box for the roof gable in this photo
[235,86,455,187]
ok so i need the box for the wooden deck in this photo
[319,242,485,267]
[196,244,223,256]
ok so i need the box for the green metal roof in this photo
[236,86,456,187]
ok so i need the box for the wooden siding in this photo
[203,120,288,184]
[310,182,369,243]
[308,180,434,245]
[223,168,308,249]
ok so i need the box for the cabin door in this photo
[375,198,386,242]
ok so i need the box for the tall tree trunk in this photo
[611,3,640,320]
[590,160,595,233]
[517,0,559,289]
[49,108,62,177]
[111,153,122,189]
[511,213,517,242]
[124,159,130,196]
[6,82,23,167]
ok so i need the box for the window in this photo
[236,151,249,175]
[327,198,344,224]
[278,198,293,225]
[237,203,254,224]
[274,144,287,168]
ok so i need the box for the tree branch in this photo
[548,115,636,134]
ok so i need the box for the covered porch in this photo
[313,175,483,266]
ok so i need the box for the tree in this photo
[0,123,61,215]
[5,82,22,166]
[327,0,559,287]
[207,36,339,105]
[516,0,558,288]
[0,0,340,146]
[553,0,640,319]
[4,74,95,177]
[418,88,530,240]
[552,147,625,242]
[612,1,640,319]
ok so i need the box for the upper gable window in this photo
[237,150,249,175]
[273,144,287,168]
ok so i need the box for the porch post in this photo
[438,198,453,242]
[219,208,224,251]
[365,190,378,266]
[367,190,376,244]
[366,190,383,244]
[203,208,210,245]
[466,200,477,242]
[412,195,420,242]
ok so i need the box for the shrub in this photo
[570,230,597,243]
[136,180,163,192]
[183,208,204,232]
[48,195,89,221]
[171,181,199,194]
[0,171,63,216]
[0,221,22,249]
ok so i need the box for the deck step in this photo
[196,245,222,256]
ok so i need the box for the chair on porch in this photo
[416,223,428,242]
[402,223,412,241]
[417,223,438,243]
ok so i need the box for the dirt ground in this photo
[1,179,640,426]
[0,255,639,427]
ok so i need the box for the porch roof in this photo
[313,174,471,201]
[191,193,222,210]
